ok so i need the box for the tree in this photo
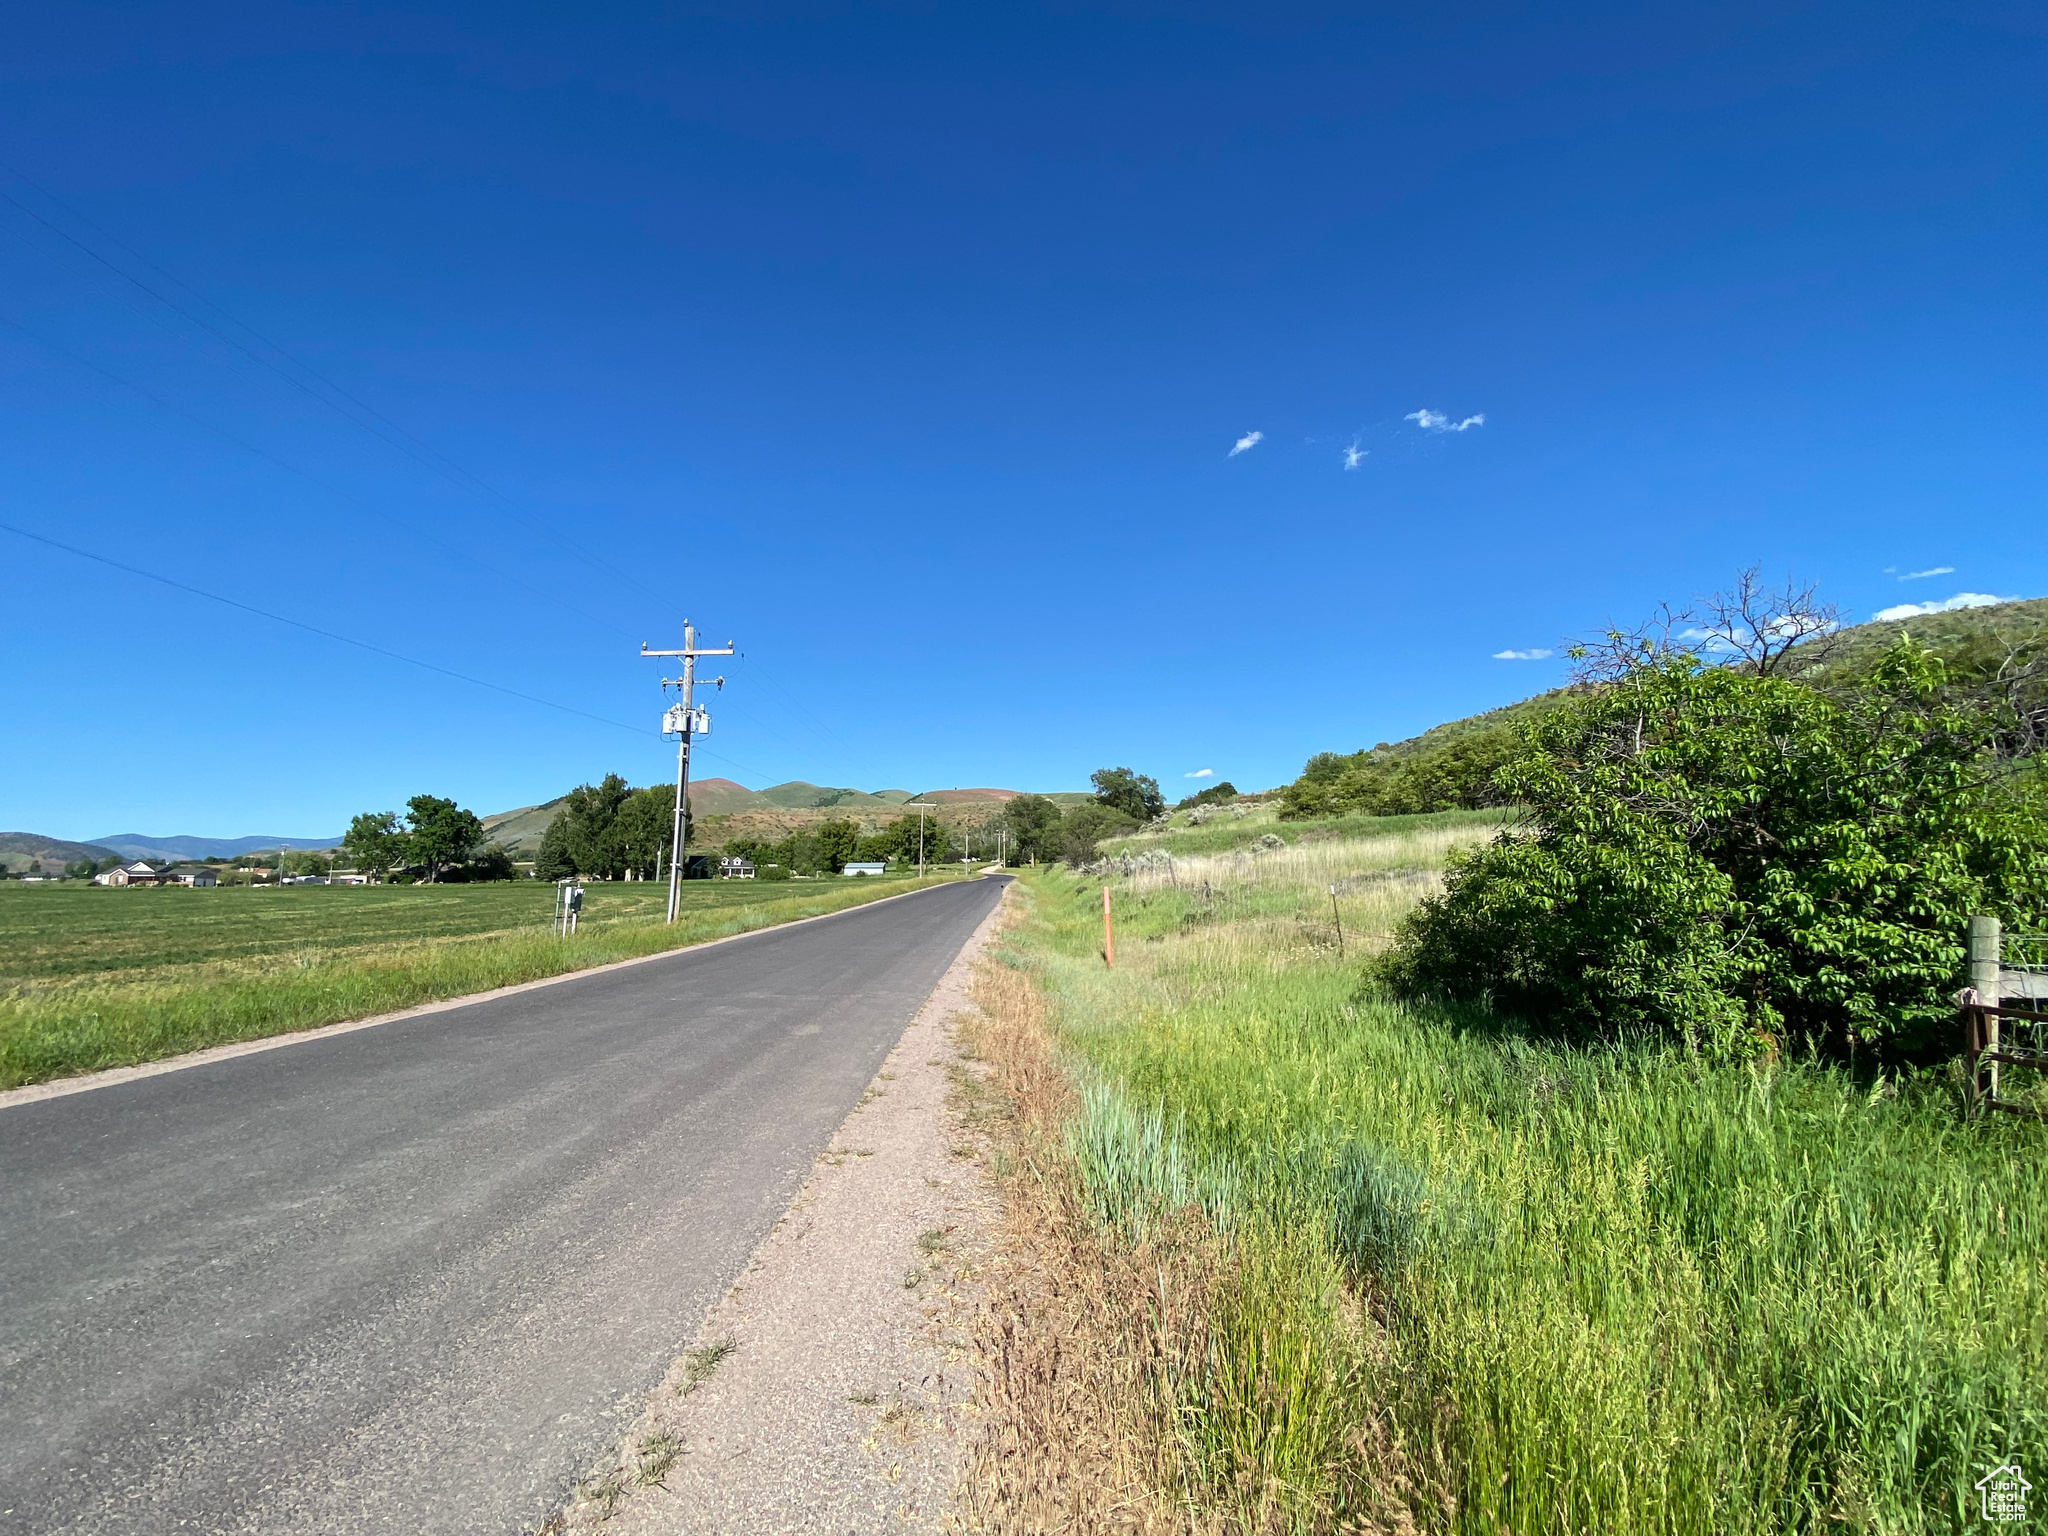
[1059,802,1137,864]
[558,774,632,879]
[815,818,861,874]
[1091,767,1165,823]
[1387,638,2048,1058]
[612,786,678,878]
[405,795,484,883]
[1176,780,1239,810]
[1001,794,1066,864]
[535,813,576,880]
[279,849,331,877]
[467,844,519,882]
[342,812,405,880]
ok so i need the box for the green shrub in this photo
[1280,725,1526,819]
[1389,640,2048,1056]
[1176,779,1240,810]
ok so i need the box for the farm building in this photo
[842,862,889,877]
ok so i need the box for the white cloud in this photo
[1873,592,2012,622]
[1228,430,1264,457]
[1492,647,1553,661]
[1342,441,1366,470]
[1901,566,1954,581]
[1407,408,1485,433]
[1184,767,1214,778]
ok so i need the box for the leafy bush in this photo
[1280,723,1530,819]
[1388,640,2048,1056]
[1058,802,1137,865]
[1176,779,1239,810]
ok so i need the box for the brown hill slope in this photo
[0,832,121,874]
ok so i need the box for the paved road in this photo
[0,876,1007,1536]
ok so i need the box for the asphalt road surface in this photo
[0,876,1007,1536]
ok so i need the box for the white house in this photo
[717,857,755,879]
[95,861,170,887]
[173,867,218,888]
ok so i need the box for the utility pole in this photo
[906,801,935,877]
[642,622,734,923]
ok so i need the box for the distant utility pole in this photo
[906,801,936,876]
[642,621,734,923]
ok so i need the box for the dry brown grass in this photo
[950,954,1225,1535]
[951,904,1425,1536]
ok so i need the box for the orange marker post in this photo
[1102,885,1115,967]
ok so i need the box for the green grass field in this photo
[0,874,961,1090]
[995,819,2047,1533]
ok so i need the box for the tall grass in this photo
[996,823,2048,1533]
[0,875,956,1088]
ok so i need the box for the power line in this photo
[0,315,547,604]
[0,164,668,607]
[0,171,817,790]
[0,519,652,737]
[2,514,785,782]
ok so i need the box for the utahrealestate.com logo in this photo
[1975,1462,2030,1523]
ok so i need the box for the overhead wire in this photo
[0,164,669,608]
[0,168,840,788]
[0,519,652,737]
[0,313,558,606]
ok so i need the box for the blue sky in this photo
[2,1,2041,839]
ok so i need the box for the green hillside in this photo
[0,832,121,875]
[478,798,565,855]
[1798,594,2048,689]
[753,780,913,809]
[1281,595,2047,819]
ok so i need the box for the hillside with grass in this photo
[1280,594,2047,819]
[0,832,120,875]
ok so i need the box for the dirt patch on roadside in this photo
[547,887,1009,1535]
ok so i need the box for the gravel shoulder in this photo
[553,883,1010,1534]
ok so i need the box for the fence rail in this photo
[1960,915,2048,1119]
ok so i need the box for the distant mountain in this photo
[90,833,342,861]
[0,832,122,873]
[477,778,1092,854]
[685,778,766,817]
[753,781,906,810]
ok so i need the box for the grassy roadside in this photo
[962,823,2047,1534]
[0,873,965,1090]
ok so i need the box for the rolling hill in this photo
[0,832,122,874]
[90,833,344,861]
[1279,594,2048,819]
[478,779,1093,855]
